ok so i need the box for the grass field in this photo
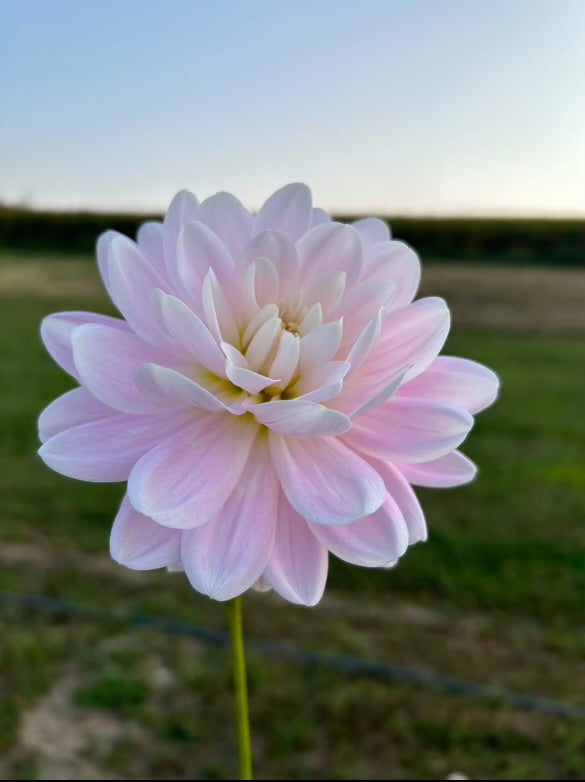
[1,251,584,780]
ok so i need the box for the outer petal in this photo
[110,494,181,570]
[359,456,427,544]
[39,410,186,482]
[398,356,500,414]
[352,217,391,245]
[128,413,258,529]
[197,192,253,260]
[181,437,277,601]
[366,241,421,309]
[343,297,450,406]
[135,364,229,411]
[151,289,226,375]
[397,450,477,488]
[136,221,165,273]
[71,323,173,414]
[175,220,234,309]
[309,490,408,567]
[270,433,385,525]
[263,493,328,606]
[347,397,473,464]
[107,235,182,354]
[255,183,312,242]
[41,311,127,381]
[241,230,299,298]
[162,189,200,272]
[38,387,114,443]
[297,222,363,286]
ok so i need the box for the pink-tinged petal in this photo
[310,207,331,227]
[297,222,363,286]
[347,398,473,464]
[270,434,385,524]
[245,316,281,371]
[263,494,328,605]
[398,356,500,414]
[39,410,186,482]
[241,231,299,298]
[162,189,200,278]
[337,277,395,346]
[107,235,182,355]
[38,387,113,443]
[253,258,280,308]
[135,364,228,411]
[299,320,343,374]
[201,269,239,345]
[41,311,127,381]
[96,229,119,296]
[268,331,300,390]
[351,298,450,399]
[111,494,181,570]
[71,323,173,414]
[377,460,427,544]
[151,290,226,376]
[397,450,477,488]
[221,342,278,394]
[255,183,312,242]
[366,241,421,309]
[291,360,350,403]
[136,221,165,272]
[345,309,382,373]
[197,192,253,260]
[298,302,322,336]
[181,438,277,600]
[128,413,258,529]
[341,366,410,418]
[250,400,350,439]
[304,271,346,319]
[309,491,408,567]
[352,217,391,245]
[175,220,234,309]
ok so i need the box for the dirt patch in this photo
[421,264,585,335]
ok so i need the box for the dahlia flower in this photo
[38,184,498,605]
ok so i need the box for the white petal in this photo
[241,230,299,298]
[268,331,300,389]
[299,320,343,373]
[297,222,363,286]
[151,289,226,375]
[304,271,347,318]
[221,342,278,394]
[175,220,234,310]
[201,268,239,345]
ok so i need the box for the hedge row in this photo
[1,206,583,265]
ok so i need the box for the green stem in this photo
[227,596,253,780]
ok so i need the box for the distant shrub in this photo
[0,205,583,265]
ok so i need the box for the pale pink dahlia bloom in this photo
[38,184,498,605]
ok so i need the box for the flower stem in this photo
[227,596,253,780]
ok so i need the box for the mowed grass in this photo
[0,251,584,780]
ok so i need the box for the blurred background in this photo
[1,0,584,779]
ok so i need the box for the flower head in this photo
[38,184,499,605]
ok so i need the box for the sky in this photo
[1,0,584,217]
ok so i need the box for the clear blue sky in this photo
[1,0,584,216]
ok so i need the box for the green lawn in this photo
[1,253,584,779]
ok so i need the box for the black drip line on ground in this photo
[1,590,583,721]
